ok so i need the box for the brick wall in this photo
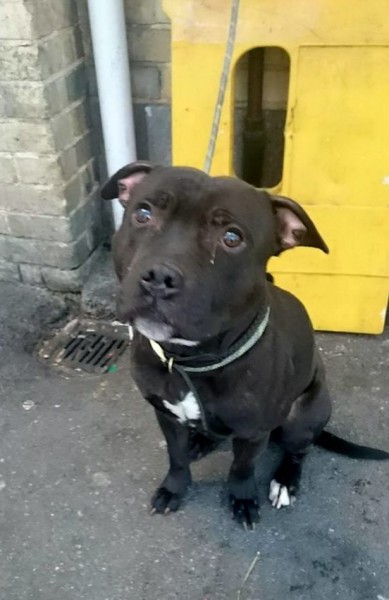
[0,0,102,291]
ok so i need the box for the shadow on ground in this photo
[0,281,388,600]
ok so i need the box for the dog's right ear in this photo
[100,161,155,207]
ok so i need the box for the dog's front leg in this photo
[150,410,192,514]
[228,434,269,529]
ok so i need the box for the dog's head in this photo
[101,162,328,344]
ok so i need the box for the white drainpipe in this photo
[87,0,136,230]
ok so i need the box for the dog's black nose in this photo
[140,264,183,298]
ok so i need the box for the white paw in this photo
[269,479,292,509]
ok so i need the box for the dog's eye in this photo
[133,203,152,225]
[221,228,244,249]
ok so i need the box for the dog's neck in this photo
[151,304,270,369]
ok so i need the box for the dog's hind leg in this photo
[269,370,331,509]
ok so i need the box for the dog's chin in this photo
[133,316,199,346]
[134,317,173,342]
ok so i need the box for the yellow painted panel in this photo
[274,274,388,334]
[170,43,233,171]
[164,0,389,46]
[290,46,389,208]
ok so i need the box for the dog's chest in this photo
[146,390,202,427]
[162,392,201,425]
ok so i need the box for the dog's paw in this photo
[189,431,220,461]
[269,479,295,509]
[150,486,183,514]
[229,495,260,530]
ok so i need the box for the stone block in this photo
[42,246,102,292]
[132,103,172,164]
[155,0,170,24]
[58,141,79,183]
[0,260,21,283]
[0,41,40,81]
[38,27,84,80]
[0,183,66,216]
[0,2,33,40]
[68,191,100,241]
[15,155,63,185]
[142,103,172,164]
[64,163,97,213]
[19,264,43,285]
[127,25,170,63]
[59,132,93,181]
[125,0,155,24]
[44,63,87,116]
[6,213,72,242]
[28,0,78,39]
[0,155,17,184]
[131,65,161,100]
[65,62,88,104]
[0,81,48,119]
[51,101,90,153]
[0,231,92,269]
[63,172,83,214]
[125,0,170,24]
[0,120,55,153]
[74,133,93,170]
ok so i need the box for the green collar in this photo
[149,307,270,374]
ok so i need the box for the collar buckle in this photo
[149,340,174,373]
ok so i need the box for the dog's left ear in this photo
[100,161,156,207]
[271,194,329,254]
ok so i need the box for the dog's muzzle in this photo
[139,263,183,300]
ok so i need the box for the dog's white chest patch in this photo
[162,392,201,425]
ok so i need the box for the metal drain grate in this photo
[39,319,129,373]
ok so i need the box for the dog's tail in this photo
[315,430,389,460]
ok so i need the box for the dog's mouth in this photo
[118,284,202,345]
[131,316,199,346]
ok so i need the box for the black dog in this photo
[101,161,388,528]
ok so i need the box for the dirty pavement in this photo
[0,280,388,600]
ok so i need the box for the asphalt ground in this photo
[0,280,388,600]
